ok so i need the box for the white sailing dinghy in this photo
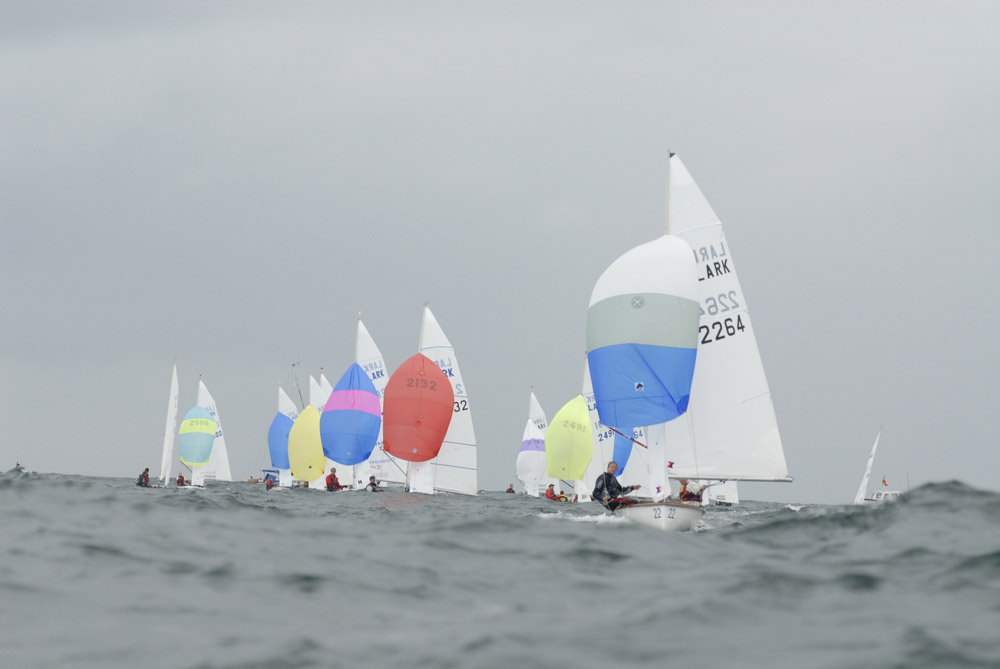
[158,361,180,486]
[515,390,553,496]
[660,153,791,499]
[409,306,478,496]
[854,428,901,503]
[586,233,706,531]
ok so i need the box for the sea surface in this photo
[1,470,998,669]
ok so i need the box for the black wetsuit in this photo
[592,472,637,511]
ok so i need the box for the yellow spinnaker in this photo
[288,406,326,482]
[545,395,593,481]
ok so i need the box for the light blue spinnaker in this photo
[267,387,298,471]
[178,406,216,466]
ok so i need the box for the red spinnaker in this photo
[383,353,454,463]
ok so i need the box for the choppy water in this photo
[2,469,998,669]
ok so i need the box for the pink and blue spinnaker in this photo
[319,363,382,466]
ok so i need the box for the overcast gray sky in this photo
[2,1,997,504]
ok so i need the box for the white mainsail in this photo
[415,306,478,496]
[515,391,551,496]
[308,373,340,489]
[854,428,882,505]
[577,360,614,502]
[319,374,333,402]
[158,362,179,485]
[275,386,299,488]
[355,319,404,486]
[661,153,790,484]
[197,380,232,482]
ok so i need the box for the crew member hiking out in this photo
[592,461,640,511]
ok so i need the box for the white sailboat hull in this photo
[614,500,704,532]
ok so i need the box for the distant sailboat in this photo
[544,395,594,487]
[158,361,179,486]
[586,232,705,531]
[413,306,478,496]
[660,153,790,491]
[515,391,551,497]
[178,406,216,486]
[196,380,232,483]
[267,386,299,488]
[382,353,455,489]
[854,428,901,503]
[287,406,326,485]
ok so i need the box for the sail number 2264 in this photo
[699,315,746,345]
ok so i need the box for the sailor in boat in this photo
[365,475,383,492]
[677,479,707,503]
[176,473,187,487]
[592,461,641,511]
[325,467,345,491]
[136,467,151,487]
[505,484,515,493]
[544,483,558,500]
